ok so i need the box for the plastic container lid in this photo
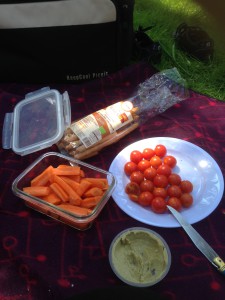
[2,87,71,156]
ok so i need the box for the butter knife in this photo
[167,205,225,275]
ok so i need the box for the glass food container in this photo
[12,152,116,230]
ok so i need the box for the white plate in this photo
[109,137,224,228]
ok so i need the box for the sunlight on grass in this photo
[134,0,225,101]
[158,0,200,15]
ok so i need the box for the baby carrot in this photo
[85,178,109,189]
[31,165,54,186]
[58,203,92,216]
[75,179,92,197]
[49,182,69,202]
[59,175,80,190]
[51,174,81,205]
[23,163,110,222]
[67,174,81,183]
[80,169,85,178]
[23,186,51,197]
[67,169,85,182]
[83,187,104,197]
[80,196,102,208]
[53,165,81,176]
[42,193,62,205]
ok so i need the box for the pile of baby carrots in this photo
[23,164,109,217]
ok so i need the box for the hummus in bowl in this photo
[109,227,171,287]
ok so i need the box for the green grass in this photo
[133,0,225,101]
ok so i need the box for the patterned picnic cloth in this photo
[0,62,225,300]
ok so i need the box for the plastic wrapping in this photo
[57,68,189,160]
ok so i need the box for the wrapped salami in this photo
[57,68,189,160]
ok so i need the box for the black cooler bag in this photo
[0,0,134,83]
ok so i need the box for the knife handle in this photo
[213,257,225,275]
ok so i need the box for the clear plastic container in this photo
[12,152,116,230]
[2,87,71,156]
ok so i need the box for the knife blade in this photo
[167,205,225,275]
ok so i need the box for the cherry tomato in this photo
[168,173,181,185]
[144,167,157,180]
[180,193,193,208]
[124,145,194,215]
[157,164,172,177]
[124,161,137,176]
[151,197,167,214]
[128,193,139,202]
[130,171,144,185]
[167,197,182,211]
[180,180,193,193]
[153,187,167,198]
[130,150,143,164]
[140,180,154,192]
[154,144,167,157]
[137,159,151,172]
[167,185,182,198]
[153,174,168,188]
[163,155,177,168]
[142,148,155,160]
[150,155,162,168]
[125,182,140,195]
[138,191,154,206]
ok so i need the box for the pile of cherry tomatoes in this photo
[124,144,193,214]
